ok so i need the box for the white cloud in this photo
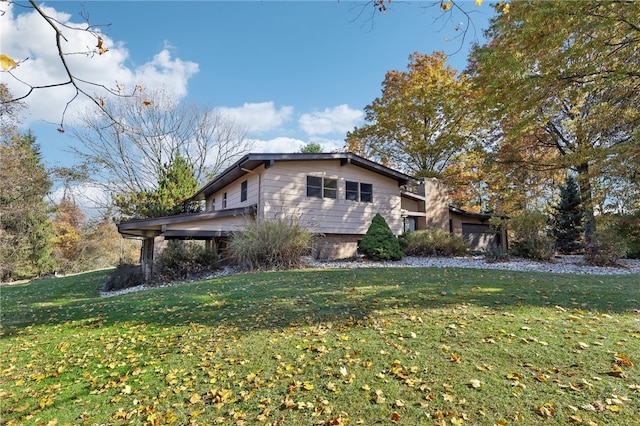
[249,137,307,153]
[299,104,363,136]
[216,102,294,133]
[0,3,199,126]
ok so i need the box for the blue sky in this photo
[2,1,495,183]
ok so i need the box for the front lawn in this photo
[1,267,638,425]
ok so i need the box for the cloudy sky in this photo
[2,0,494,208]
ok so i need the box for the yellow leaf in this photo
[121,385,132,395]
[189,393,202,404]
[326,382,338,393]
[606,404,620,412]
[475,0,483,6]
[0,54,17,71]
[302,381,314,391]
[451,417,464,425]
[469,379,482,389]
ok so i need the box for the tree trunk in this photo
[576,163,596,245]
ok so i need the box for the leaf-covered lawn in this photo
[1,267,638,425]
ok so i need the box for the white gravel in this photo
[307,255,640,276]
[101,255,639,297]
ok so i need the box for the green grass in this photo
[1,267,639,425]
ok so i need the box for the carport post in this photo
[141,237,155,281]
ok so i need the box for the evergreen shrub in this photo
[359,213,402,261]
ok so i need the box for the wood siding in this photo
[260,160,403,235]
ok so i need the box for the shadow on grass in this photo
[1,267,638,337]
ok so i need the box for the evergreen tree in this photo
[359,213,403,261]
[0,131,56,280]
[552,175,583,254]
[114,151,200,219]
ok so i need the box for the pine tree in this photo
[0,131,56,280]
[552,175,583,254]
[359,213,403,261]
[114,151,200,219]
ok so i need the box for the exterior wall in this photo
[259,160,404,235]
[205,172,260,212]
[422,178,449,231]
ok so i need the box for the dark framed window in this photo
[345,181,373,203]
[307,176,322,198]
[241,180,248,202]
[345,181,359,201]
[360,183,373,203]
[307,176,337,199]
[222,192,227,208]
[210,198,216,211]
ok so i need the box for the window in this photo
[307,176,337,199]
[210,198,216,211]
[360,183,373,203]
[346,181,359,201]
[345,181,373,203]
[241,180,248,202]
[222,192,227,208]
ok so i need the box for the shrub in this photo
[508,210,555,261]
[401,229,468,257]
[483,247,510,263]
[359,213,402,261]
[584,227,629,267]
[605,212,640,259]
[227,217,313,271]
[155,240,220,281]
[102,263,145,292]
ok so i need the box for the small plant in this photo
[227,217,313,271]
[507,210,555,261]
[102,263,145,292]
[483,247,510,263]
[359,213,403,261]
[155,240,220,281]
[584,228,629,267]
[401,229,468,257]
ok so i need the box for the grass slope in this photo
[1,267,639,425]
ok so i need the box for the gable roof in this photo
[192,152,418,200]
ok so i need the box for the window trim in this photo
[307,175,337,200]
[345,180,373,203]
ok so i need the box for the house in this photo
[117,152,505,279]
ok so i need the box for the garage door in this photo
[461,223,501,251]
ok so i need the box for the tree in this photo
[469,1,640,244]
[114,151,200,219]
[51,195,86,272]
[552,175,583,254]
[346,52,473,177]
[0,131,55,280]
[300,143,323,154]
[0,0,134,131]
[71,89,250,217]
[359,213,402,261]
